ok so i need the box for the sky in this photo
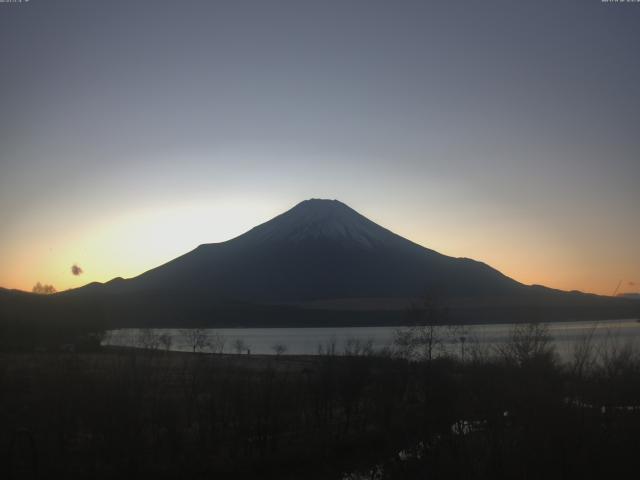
[1,0,638,296]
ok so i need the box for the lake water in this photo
[103,319,640,361]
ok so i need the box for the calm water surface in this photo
[104,319,640,361]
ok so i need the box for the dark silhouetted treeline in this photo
[2,332,640,479]
[0,289,105,351]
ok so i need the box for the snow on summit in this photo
[243,199,400,249]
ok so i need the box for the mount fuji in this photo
[88,199,522,301]
[46,198,636,327]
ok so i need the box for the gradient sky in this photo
[1,0,638,295]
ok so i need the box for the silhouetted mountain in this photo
[3,200,638,328]
[93,199,523,302]
[618,293,640,301]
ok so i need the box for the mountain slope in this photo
[94,199,524,302]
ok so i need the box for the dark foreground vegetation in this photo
[2,326,640,480]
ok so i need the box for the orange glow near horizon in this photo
[1,199,636,297]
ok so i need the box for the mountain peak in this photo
[240,198,399,249]
[288,198,359,219]
[288,198,355,216]
[295,198,347,208]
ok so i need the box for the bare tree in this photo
[497,322,556,366]
[233,338,249,354]
[317,336,337,356]
[136,328,160,351]
[393,328,417,359]
[208,331,226,354]
[465,333,490,364]
[181,329,210,353]
[444,324,471,360]
[158,332,173,352]
[394,292,448,361]
[272,343,287,356]
[570,324,597,378]
[344,337,374,356]
[598,333,638,381]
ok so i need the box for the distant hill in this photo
[2,199,638,328]
[618,293,640,301]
